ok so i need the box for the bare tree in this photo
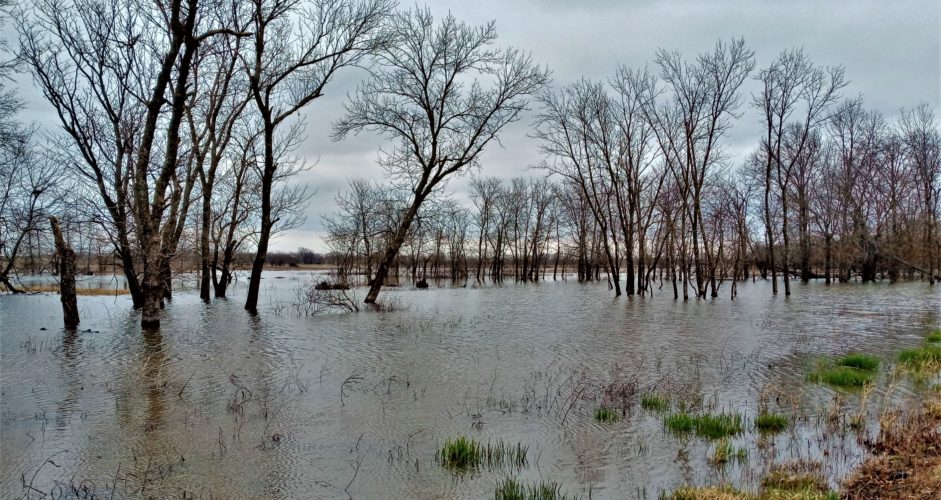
[612,66,662,295]
[754,48,845,295]
[323,178,385,282]
[0,0,52,291]
[241,0,392,313]
[469,176,501,282]
[189,20,252,302]
[900,104,941,283]
[49,215,79,327]
[646,39,755,299]
[0,142,57,291]
[333,7,549,303]
[208,126,261,298]
[17,0,245,326]
[535,81,623,295]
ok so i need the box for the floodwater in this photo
[1,273,938,499]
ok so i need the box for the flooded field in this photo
[1,273,939,499]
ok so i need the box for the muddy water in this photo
[1,273,938,499]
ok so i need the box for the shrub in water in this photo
[899,345,941,367]
[437,436,481,470]
[664,412,743,439]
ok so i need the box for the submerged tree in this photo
[241,0,393,313]
[333,6,549,304]
[753,48,845,295]
[899,104,941,284]
[646,39,755,299]
[19,0,213,326]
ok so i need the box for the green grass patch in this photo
[836,353,879,371]
[898,344,941,383]
[641,393,670,412]
[664,413,695,435]
[899,344,941,367]
[594,406,619,423]
[754,411,789,434]
[694,413,744,439]
[437,436,480,470]
[664,412,743,439]
[436,437,528,471]
[494,478,576,500]
[807,364,874,388]
[925,329,941,343]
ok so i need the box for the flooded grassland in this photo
[1,274,939,499]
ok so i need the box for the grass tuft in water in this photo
[899,344,941,367]
[494,478,576,500]
[641,393,670,412]
[664,412,743,439]
[925,329,941,343]
[898,345,941,383]
[694,413,744,439]
[594,406,619,423]
[807,364,874,388]
[437,436,481,470]
[709,438,747,466]
[664,413,695,435]
[836,353,880,371]
[436,437,528,471]
[754,411,789,434]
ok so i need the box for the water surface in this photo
[1,274,938,498]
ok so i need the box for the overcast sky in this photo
[12,0,941,252]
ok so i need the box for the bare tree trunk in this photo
[780,193,792,296]
[366,198,422,303]
[200,193,212,301]
[764,162,778,294]
[50,217,79,328]
[245,125,275,313]
[799,204,811,283]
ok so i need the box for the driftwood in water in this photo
[50,216,79,328]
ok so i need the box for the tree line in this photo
[324,42,940,300]
[0,0,937,330]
